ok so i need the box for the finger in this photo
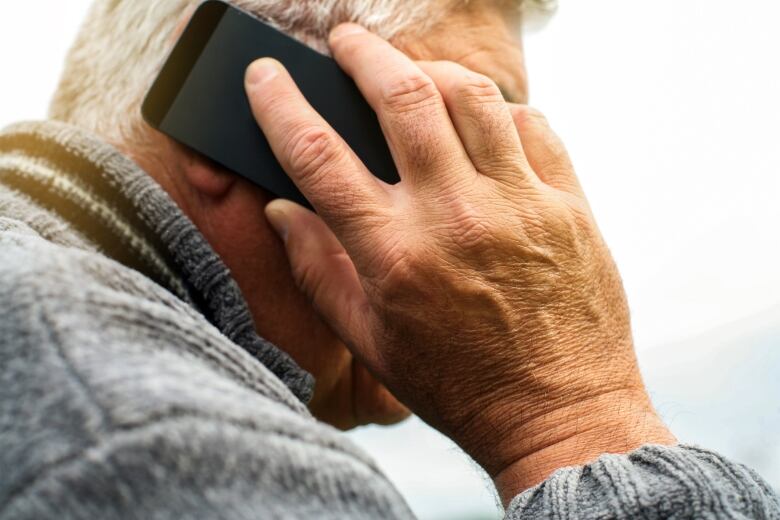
[328,24,472,188]
[417,61,538,188]
[264,199,377,366]
[245,58,390,241]
[508,104,582,194]
[352,362,411,427]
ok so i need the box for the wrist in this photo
[482,388,676,505]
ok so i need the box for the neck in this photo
[124,132,355,417]
[0,120,314,403]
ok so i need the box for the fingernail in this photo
[329,23,367,42]
[265,200,291,242]
[246,58,281,87]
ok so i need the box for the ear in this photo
[178,145,237,199]
[158,8,235,200]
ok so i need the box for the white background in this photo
[2,2,778,519]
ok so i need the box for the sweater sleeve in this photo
[506,444,780,519]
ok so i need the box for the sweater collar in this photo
[0,120,314,404]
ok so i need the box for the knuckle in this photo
[538,203,582,246]
[513,105,549,127]
[525,106,547,120]
[534,132,573,173]
[380,71,442,115]
[283,125,342,185]
[453,72,504,107]
[452,217,494,251]
[373,244,428,296]
[540,145,571,171]
[447,203,496,250]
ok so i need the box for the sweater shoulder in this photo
[0,218,409,518]
[0,214,182,310]
[0,213,307,416]
[0,217,410,520]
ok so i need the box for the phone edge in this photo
[141,0,229,129]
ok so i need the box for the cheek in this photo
[219,182,293,290]
[199,179,291,308]
[208,181,335,350]
[506,34,529,103]
[462,45,529,105]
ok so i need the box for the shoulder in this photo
[0,214,188,314]
[0,217,411,519]
[0,214,303,414]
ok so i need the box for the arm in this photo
[243,23,780,516]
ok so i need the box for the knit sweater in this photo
[0,120,777,519]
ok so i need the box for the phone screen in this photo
[143,0,398,207]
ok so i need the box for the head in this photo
[49,0,555,417]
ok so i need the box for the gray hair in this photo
[49,0,556,148]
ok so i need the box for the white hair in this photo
[49,0,556,147]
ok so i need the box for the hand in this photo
[245,24,675,502]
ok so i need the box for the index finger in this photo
[244,58,390,243]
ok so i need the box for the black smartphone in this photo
[142,0,398,208]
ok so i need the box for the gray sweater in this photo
[0,120,777,519]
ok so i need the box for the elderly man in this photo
[0,0,777,518]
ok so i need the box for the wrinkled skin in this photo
[137,5,528,431]
[244,24,675,503]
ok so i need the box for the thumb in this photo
[265,199,373,357]
[352,362,411,427]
